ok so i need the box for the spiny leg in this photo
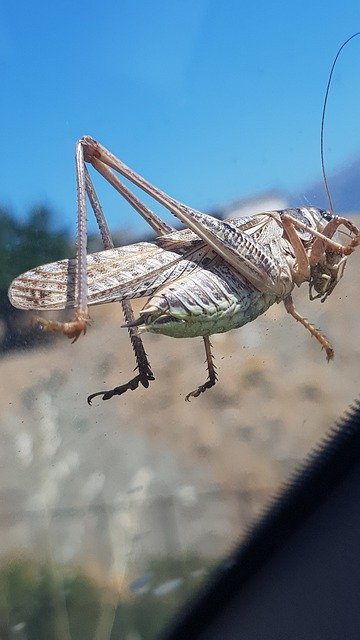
[34,137,178,400]
[33,141,91,340]
[87,308,154,404]
[185,336,218,401]
[87,156,173,236]
[34,138,175,346]
[283,294,334,361]
[84,169,155,402]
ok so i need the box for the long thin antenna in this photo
[320,32,360,213]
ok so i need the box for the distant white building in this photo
[210,190,288,220]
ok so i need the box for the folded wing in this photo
[8,232,211,311]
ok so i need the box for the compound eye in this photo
[321,209,333,222]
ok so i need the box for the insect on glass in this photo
[7,36,360,403]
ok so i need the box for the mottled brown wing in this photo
[8,233,213,311]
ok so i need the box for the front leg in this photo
[309,216,360,266]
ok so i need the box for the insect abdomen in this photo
[138,265,277,338]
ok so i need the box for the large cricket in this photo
[7,38,360,403]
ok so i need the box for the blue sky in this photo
[1,1,360,236]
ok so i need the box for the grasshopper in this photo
[7,136,360,402]
[8,32,360,402]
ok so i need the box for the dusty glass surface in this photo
[1,3,360,639]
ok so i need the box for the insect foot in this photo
[185,378,217,402]
[87,368,155,405]
[32,313,90,344]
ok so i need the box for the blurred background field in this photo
[0,205,359,638]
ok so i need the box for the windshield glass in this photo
[1,3,359,639]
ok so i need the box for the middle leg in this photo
[185,336,218,401]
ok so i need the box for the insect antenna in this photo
[320,31,360,214]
